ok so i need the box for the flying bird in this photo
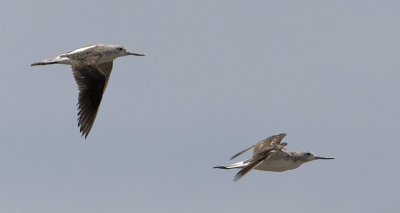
[31,44,145,138]
[214,133,334,181]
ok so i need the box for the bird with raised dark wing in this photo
[31,44,144,138]
[214,133,334,181]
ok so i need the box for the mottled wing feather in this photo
[230,134,286,161]
[72,62,112,138]
[253,134,286,156]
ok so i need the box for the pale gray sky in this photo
[1,1,399,212]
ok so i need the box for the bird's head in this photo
[298,151,334,162]
[106,45,145,59]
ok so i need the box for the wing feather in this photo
[72,62,113,138]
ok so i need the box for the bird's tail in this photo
[214,160,249,170]
[31,56,71,66]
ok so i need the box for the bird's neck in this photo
[288,152,305,162]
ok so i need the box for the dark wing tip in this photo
[232,161,256,181]
[229,154,240,161]
[233,167,251,182]
[230,145,255,160]
[82,131,89,139]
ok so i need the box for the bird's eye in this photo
[306,153,311,156]
[118,47,123,51]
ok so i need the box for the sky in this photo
[1,0,400,212]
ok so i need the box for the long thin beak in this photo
[315,156,335,160]
[127,52,145,56]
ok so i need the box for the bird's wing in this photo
[230,133,286,160]
[72,62,113,138]
[233,149,277,181]
[253,134,286,156]
[233,141,287,181]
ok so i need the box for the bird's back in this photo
[61,45,105,64]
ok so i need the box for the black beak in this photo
[315,156,335,160]
[127,52,145,56]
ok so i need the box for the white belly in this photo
[254,159,303,172]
